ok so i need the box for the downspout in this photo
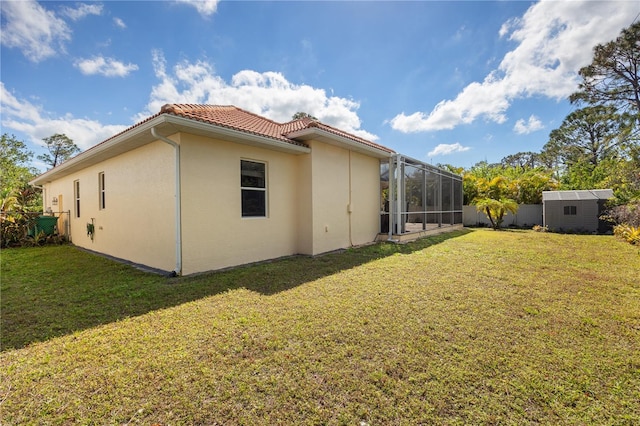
[348,150,354,247]
[151,127,182,276]
[395,153,403,236]
[387,154,395,241]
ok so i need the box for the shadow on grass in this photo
[1,229,471,351]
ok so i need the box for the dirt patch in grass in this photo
[1,230,639,424]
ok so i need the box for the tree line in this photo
[457,22,639,231]
[1,133,79,247]
[2,24,638,238]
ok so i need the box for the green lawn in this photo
[1,229,639,424]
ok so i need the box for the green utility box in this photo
[29,216,59,236]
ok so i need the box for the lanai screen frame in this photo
[381,154,463,237]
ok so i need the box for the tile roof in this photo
[32,104,394,184]
[160,104,394,154]
[160,104,307,147]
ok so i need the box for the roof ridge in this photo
[168,104,287,126]
[161,103,238,113]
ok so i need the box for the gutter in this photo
[395,153,403,237]
[151,127,182,276]
[388,154,395,242]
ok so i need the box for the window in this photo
[74,180,80,218]
[98,172,106,209]
[241,160,266,217]
[564,205,577,215]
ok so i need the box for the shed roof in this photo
[542,189,614,201]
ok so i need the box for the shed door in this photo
[597,199,612,234]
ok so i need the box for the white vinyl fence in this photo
[463,204,543,228]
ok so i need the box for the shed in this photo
[542,189,614,233]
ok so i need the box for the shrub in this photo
[604,201,640,246]
[614,224,640,245]
[603,201,640,227]
[532,224,548,232]
[0,212,38,248]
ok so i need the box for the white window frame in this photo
[98,172,106,210]
[74,180,81,218]
[240,159,268,218]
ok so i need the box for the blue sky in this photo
[2,0,638,171]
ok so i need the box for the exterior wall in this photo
[179,134,301,274]
[42,141,176,271]
[180,135,382,274]
[463,204,543,228]
[348,151,383,246]
[544,200,599,232]
[309,141,350,254]
[40,132,384,275]
[305,141,381,255]
[296,151,314,255]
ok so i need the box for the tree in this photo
[0,134,38,198]
[292,112,318,121]
[563,22,640,204]
[570,22,640,125]
[500,152,542,170]
[474,197,518,230]
[543,106,632,168]
[513,171,558,204]
[463,161,557,205]
[1,134,42,246]
[37,134,80,168]
[472,176,519,230]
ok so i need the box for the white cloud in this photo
[113,17,126,29]
[427,143,470,157]
[0,0,71,62]
[75,56,139,77]
[61,3,103,21]
[175,0,219,17]
[513,115,544,135]
[0,83,128,152]
[391,1,639,133]
[139,50,378,141]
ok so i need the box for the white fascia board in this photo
[286,127,394,159]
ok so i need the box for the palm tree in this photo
[475,197,519,230]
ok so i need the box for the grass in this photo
[1,229,639,424]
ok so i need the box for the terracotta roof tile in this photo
[162,104,394,154]
[68,104,393,162]
[160,104,307,146]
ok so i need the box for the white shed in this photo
[542,189,614,233]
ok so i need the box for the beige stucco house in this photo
[32,104,463,275]
[31,104,397,275]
